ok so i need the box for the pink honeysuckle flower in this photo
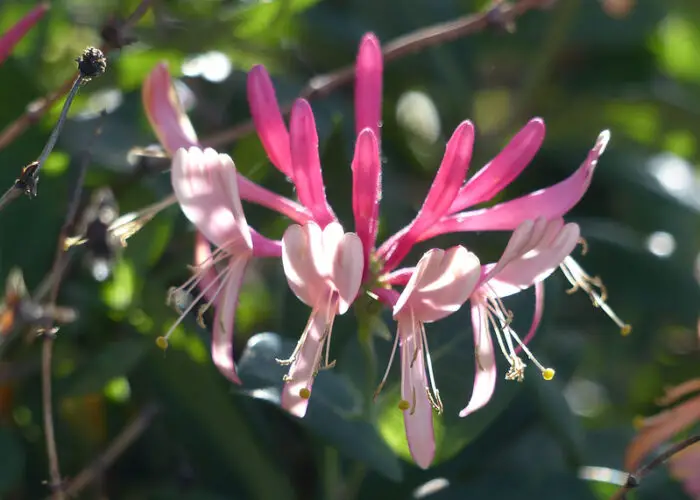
[160,147,281,383]
[373,246,481,469]
[0,4,48,65]
[670,445,700,499]
[279,221,363,417]
[460,217,580,417]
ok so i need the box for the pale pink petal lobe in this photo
[281,306,330,418]
[0,4,48,65]
[460,302,497,417]
[449,118,545,213]
[212,256,249,384]
[247,65,293,177]
[281,223,326,306]
[351,129,381,270]
[355,33,383,138]
[143,64,199,154]
[399,320,435,469]
[289,99,336,226]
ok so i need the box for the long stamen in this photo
[560,256,631,335]
[419,321,443,414]
[320,291,338,371]
[375,330,400,401]
[158,265,232,348]
[277,307,318,366]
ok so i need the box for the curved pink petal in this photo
[171,147,253,252]
[0,3,48,65]
[247,65,293,177]
[194,232,219,304]
[515,280,544,353]
[290,99,336,226]
[212,255,249,384]
[487,221,580,297]
[394,246,481,323]
[143,63,199,154]
[355,33,383,138]
[419,130,611,240]
[381,121,475,271]
[449,118,546,213]
[352,129,381,271]
[328,231,364,315]
[281,305,331,418]
[670,445,700,498]
[237,176,313,224]
[460,301,496,417]
[399,320,434,469]
[282,223,327,306]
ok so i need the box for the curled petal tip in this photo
[596,130,611,153]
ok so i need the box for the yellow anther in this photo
[398,399,410,411]
[542,368,555,381]
[621,324,632,336]
[632,415,645,430]
[299,388,311,399]
[155,336,169,350]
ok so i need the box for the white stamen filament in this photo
[560,256,631,335]
[480,286,553,382]
[374,328,400,400]
[162,264,233,341]
[419,319,443,413]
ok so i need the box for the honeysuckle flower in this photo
[159,147,281,383]
[144,29,623,472]
[0,4,48,66]
[279,222,363,417]
[377,246,481,468]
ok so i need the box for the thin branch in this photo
[202,0,556,148]
[57,403,160,499]
[42,115,105,499]
[0,0,154,152]
[610,434,700,500]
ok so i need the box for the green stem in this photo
[323,446,341,500]
[359,328,377,421]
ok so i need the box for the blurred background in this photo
[0,0,698,498]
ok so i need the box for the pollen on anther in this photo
[620,324,632,336]
[155,336,169,350]
[542,368,555,381]
[398,399,410,411]
[299,388,311,399]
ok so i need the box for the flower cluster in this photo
[143,33,629,469]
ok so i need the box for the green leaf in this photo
[238,332,403,481]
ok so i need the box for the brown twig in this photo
[55,403,160,499]
[41,115,105,499]
[202,0,556,148]
[0,0,154,153]
[610,434,700,500]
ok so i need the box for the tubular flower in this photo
[0,4,48,66]
[144,30,622,472]
[279,222,363,417]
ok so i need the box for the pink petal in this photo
[382,267,414,286]
[212,255,249,384]
[355,33,383,138]
[0,4,48,65]
[381,121,475,272]
[282,223,327,307]
[449,118,546,213]
[171,147,253,252]
[331,232,364,315]
[352,129,381,271]
[515,280,544,353]
[290,99,336,226]
[394,246,481,323]
[143,63,199,154]
[487,220,580,297]
[194,232,219,304]
[281,305,331,418]
[459,301,496,417]
[399,319,435,469]
[247,65,293,178]
[418,130,610,240]
[237,176,313,225]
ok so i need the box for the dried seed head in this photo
[76,47,106,80]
